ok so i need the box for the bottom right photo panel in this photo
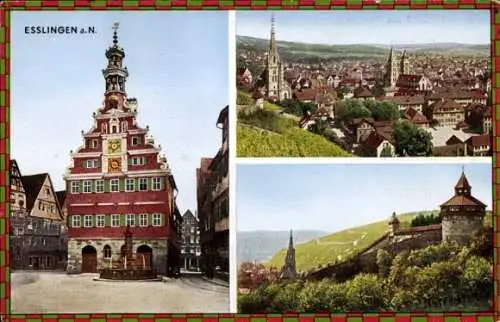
[236,163,493,313]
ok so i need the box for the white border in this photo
[228,10,238,314]
[235,156,493,165]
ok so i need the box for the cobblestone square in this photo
[12,272,230,313]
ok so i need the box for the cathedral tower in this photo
[258,14,290,102]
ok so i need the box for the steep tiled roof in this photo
[22,174,48,212]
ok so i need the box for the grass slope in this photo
[267,210,493,273]
[237,91,350,157]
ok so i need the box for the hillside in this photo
[237,91,350,157]
[267,210,493,272]
[237,35,490,59]
[237,230,329,264]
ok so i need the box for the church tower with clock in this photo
[64,23,181,275]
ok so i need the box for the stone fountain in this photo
[98,225,159,281]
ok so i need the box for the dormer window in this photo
[102,123,108,134]
[132,136,141,146]
[91,139,98,149]
[111,125,118,134]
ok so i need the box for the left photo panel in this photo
[10,12,230,313]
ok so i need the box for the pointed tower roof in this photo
[440,169,486,208]
[288,229,294,248]
[389,211,400,224]
[455,169,471,190]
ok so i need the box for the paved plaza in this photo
[12,272,230,313]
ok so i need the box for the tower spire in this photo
[280,229,297,280]
[112,22,119,45]
[269,13,276,51]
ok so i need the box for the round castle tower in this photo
[440,170,486,245]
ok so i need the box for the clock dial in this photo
[108,158,122,173]
[108,139,121,154]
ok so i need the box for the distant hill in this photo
[267,210,493,273]
[237,230,329,264]
[237,35,490,59]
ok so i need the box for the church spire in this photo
[269,13,277,52]
[280,229,297,280]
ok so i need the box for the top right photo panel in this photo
[236,10,491,158]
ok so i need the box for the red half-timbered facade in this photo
[65,24,181,275]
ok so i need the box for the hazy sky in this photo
[236,10,490,45]
[11,12,229,214]
[236,162,492,232]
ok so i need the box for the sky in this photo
[11,12,229,214]
[236,162,492,232]
[236,10,490,45]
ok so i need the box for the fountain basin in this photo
[98,268,158,281]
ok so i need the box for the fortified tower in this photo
[440,170,486,245]
[64,23,180,275]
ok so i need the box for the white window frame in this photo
[111,214,120,227]
[138,178,148,191]
[125,178,135,192]
[139,214,148,227]
[96,215,105,227]
[152,213,162,227]
[152,177,162,191]
[131,157,145,166]
[91,139,98,149]
[83,215,93,228]
[71,181,80,194]
[71,215,81,228]
[110,179,120,192]
[82,180,92,193]
[126,214,135,227]
[85,159,99,169]
[95,180,104,193]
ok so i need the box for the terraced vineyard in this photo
[267,210,493,272]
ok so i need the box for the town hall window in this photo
[152,213,162,226]
[95,180,104,193]
[91,139,99,149]
[82,180,92,193]
[96,215,105,227]
[111,214,120,227]
[110,179,120,192]
[138,178,148,191]
[125,178,135,192]
[139,214,148,227]
[152,177,162,191]
[84,215,93,228]
[71,215,81,228]
[132,136,141,145]
[126,214,135,227]
[71,181,81,194]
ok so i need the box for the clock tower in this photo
[64,23,182,275]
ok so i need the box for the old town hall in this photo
[64,24,182,275]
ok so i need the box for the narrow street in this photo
[11,271,230,314]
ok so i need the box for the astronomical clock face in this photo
[108,158,122,173]
[107,139,121,154]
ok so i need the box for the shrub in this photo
[345,274,386,311]
[237,91,254,106]
[268,281,302,313]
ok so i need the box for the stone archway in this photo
[81,245,97,273]
[136,245,153,269]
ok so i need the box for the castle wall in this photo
[306,230,442,282]
[442,214,484,244]
[67,238,168,274]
